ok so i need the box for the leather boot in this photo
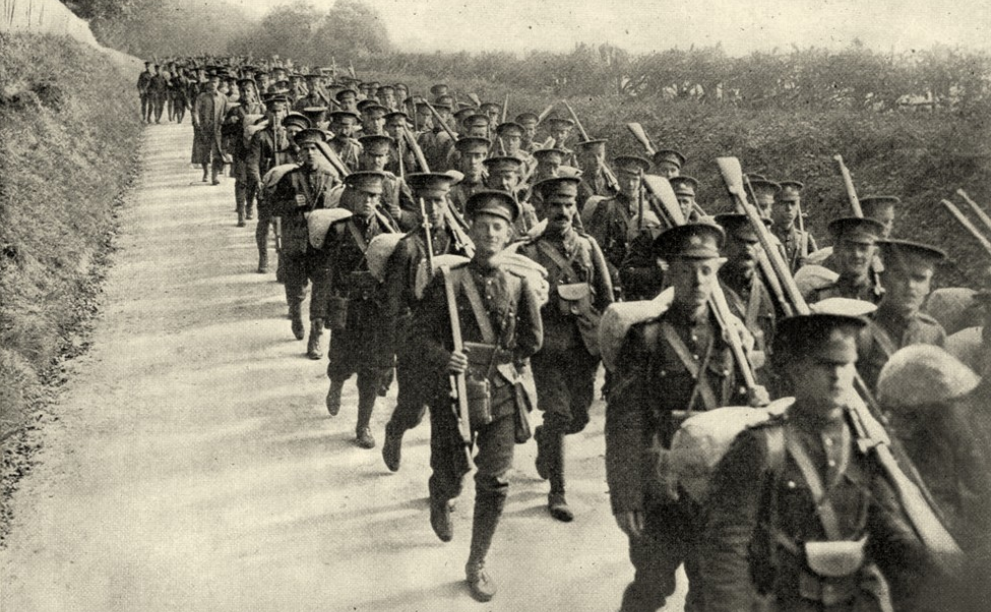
[236,208,246,227]
[257,250,268,274]
[354,378,377,448]
[306,319,324,360]
[290,305,305,340]
[325,379,344,416]
[275,255,285,284]
[429,495,454,542]
[465,493,505,602]
[547,430,573,522]
[381,422,404,472]
[534,425,549,480]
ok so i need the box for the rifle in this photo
[467,93,482,108]
[742,177,794,317]
[423,101,459,142]
[313,140,351,178]
[626,122,657,157]
[560,99,620,192]
[717,156,964,570]
[956,189,991,237]
[501,94,509,124]
[941,199,991,257]
[535,103,556,125]
[440,265,474,466]
[273,216,283,253]
[397,132,406,179]
[833,155,864,217]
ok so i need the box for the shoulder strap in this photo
[456,268,497,345]
[658,321,718,410]
[536,240,582,282]
[868,320,899,358]
[784,426,844,540]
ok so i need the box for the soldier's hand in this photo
[615,511,644,539]
[748,385,770,407]
[447,350,468,374]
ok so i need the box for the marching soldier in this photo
[358,99,389,136]
[619,210,666,301]
[323,172,400,449]
[357,134,417,230]
[293,74,326,111]
[857,239,947,390]
[704,310,928,612]
[447,137,490,216]
[545,117,577,166]
[417,101,456,171]
[169,67,189,124]
[518,176,613,521]
[300,106,328,131]
[748,178,780,218]
[481,156,538,234]
[460,113,491,139]
[651,149,685,179]
[585,155,656,292]
[428,83,449,102]
[267,128,341,348]
[860,195,899,239]
[149,64,169,123]
[479,101,502,130]
[806,217,886,305]
[494,122,534,173]
[669,176,702,222]
[606,223,755,612]
[714,214,777,380]
[191,74,229,185]
[409,190,542,602]
[137,61,153,123]
[247,94,295,274]
[383,111,418,175]
[380,173,470,472]
[327,110,362,173]
[515,112,540,153]
[228,78,265,227]
[771,180,818,272]
[576,139,619,203]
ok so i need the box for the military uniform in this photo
[247,102,299,273]
[519,177,613,521]
[606,224,748,612]
[619,226,665,301]
[806,217,887,306]
[323,172,400,448]
[149,67,169,123]
[409,191,542,602]
[327,110,363,172]
[137,63,153,122]
[268,129,341,342]
[227,83,265,226]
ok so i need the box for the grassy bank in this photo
[0,32,143,538]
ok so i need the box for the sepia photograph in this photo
[2,0,990,610]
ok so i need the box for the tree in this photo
[312,0,392,60]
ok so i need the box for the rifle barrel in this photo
[956,189,991,237]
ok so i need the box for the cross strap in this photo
[867,320,899,359]
[784,425,851,541]
[536,239,583,284]
[659,320,718,411]
[456,268,497,345]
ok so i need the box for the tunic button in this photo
[824,438,834,447]
[787,480,796,489]
[828,459,837,468]
[659,370,667,377]
[692,354,699,360]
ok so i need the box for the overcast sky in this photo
[233,0,991,56]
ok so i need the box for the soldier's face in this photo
[299,143,319,169]
[334,119,357,137]
[469,213,512,258]
[502,134,521,153]
[789,353,857,414]
[416,111,433,128]
[655,162,679,179]
[881,263,933,316]
[270,102,288,119]
[352,190,380,219]
[618,169,642,197]
[487,169,519,192]
[361,150,389,171]
[466,125,488,138]
[461,150,487,176]
[538,160,561,178]
[676,195,695,214]
[666,257,724,310]
[869,207,895,239]
[551,126,571,143]
[772,200,798,227]
[725,235,759,273]
[835,240,874,278]
[522,122,537,141]
[363,116,385,135]
[546,200,577,234]
[386,121,404,139]
[424,195,448,227]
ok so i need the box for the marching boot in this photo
[465,493,505,602]
[306,319,325,360]
[289,304,305,340]
[211,165,220,185]
[275,254,286,284]
[325,378,344,416]
[381,422,404,472]
[547,431,574,522]
[201,164,209,183]
[429,495,454,542]
[534,425,549,480]
[236,208,246,227]
[257,250,268,274]
[354,378,377,449]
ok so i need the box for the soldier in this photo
[860,195,899,239]
[479,101,502,130]
[515,112,540,152]
[585,155,655,292]
[358,100,389,136]
[409,190,542,602]
[149,64,169,123]
[247,94,295,274]
[669,176,702,222]
[447,137,490,216]
[293,74,327,111]
[606,223,755,612]
[383,111,418,175]
[518,176,613,521]
[482,156,537,234]
[714,214,777,380]
[619,210,666,301]
[575,139,619,203]
[771,180,818,272]
[327,110,362,173]
[300,106,328,131]
[267,128,342,347]
[545,117,577,166]
[494,122,534,174]
[357,134,417,230]
[170,67,190,124]
[378,84,397,110]
[651,149,685,180]
[323,172,400,448]
[228,78,265,227]
[806,217,886,305]
[857,239,947,390]
[748,178,780,219]
[704,311,928,612]
[137,61,153,123]
[429,83,450,102]
[417,101,456,172]
[380,173,470,472]
[191,74,229,185]
[460,113,491,139]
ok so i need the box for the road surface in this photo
[1,121,687,611]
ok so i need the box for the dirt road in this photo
[0,122,686,611]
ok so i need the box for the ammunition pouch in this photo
[465,375,493,431]
[775,531,868,606]
[555,282,602,356]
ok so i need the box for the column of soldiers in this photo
[145,57,990,610]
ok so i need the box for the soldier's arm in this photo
[382,241,414,351]
[604,327,650,514]
[410,275,455,375]
[514,275,544,361]
[702,429,769,612]
[246,135,263,185]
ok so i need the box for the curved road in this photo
[1,122,686,611]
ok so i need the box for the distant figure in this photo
[137,61,153,123]
[191,75,228,185]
